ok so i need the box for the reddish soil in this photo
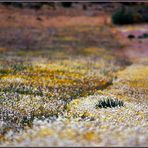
[0,6,110,29]
[0,5,147,60]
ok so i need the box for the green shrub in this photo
[26,3,43,10]
[112,5,148,25]
[112,6,134,25]
[2,2,23,8]
[61,2,72,8]
[12,2,23,8]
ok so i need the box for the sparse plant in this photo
[96,98,124,108]
[11,63,27,73]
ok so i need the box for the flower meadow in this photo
[0,5,148,146]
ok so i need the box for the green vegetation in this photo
[112,6,134,25]
[61,2,72,8]
[112,5,148,25]
[96,98,124,108]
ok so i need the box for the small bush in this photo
[112,5,148,25]
[2,2,23,8]
[138,8,148,22]
[26,3,43,10]
[61,2,72,8]
[112,6,134,25]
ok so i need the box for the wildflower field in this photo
[0,3,148,147]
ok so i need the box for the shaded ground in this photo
[0,6,148,146]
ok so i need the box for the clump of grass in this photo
[0,69,10,75]
[11,64,27,72]
[96,98,124,109]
